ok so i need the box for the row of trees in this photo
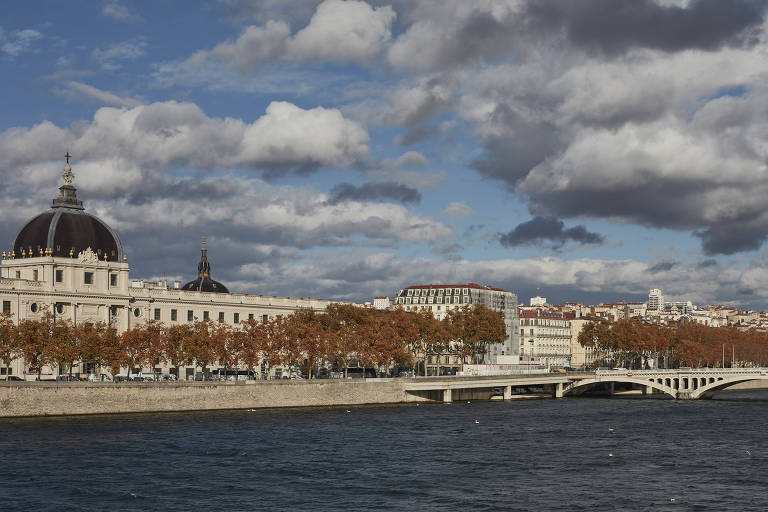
[0,303,507,380]
[578,318,768,368]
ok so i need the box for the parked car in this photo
[6,376,23,381]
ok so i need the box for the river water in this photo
[1,391,767,511]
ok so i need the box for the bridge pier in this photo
[442,388,452,403]
[642,385,652,395]
[552,383,563,399]
[608,382,614,396]
[504,385,512,400]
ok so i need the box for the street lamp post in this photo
[528,339,534,373]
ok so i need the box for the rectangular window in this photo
[2,301,10,313]
[55,269,63,283]
[188,310,194,322]
[171,309,177,322]
[203,311,209,320]
[248,313,254,320]
[263,314,269,323]
[33,270,38,281]
[234,313,239,324]
[15,271,20,279]
[84,272,93,285]
[110,274,118,287]
[154,308,161,321]
[218,312,224,322]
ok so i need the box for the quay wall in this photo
[0,379,431,418]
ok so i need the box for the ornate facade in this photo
[0,158,340,378]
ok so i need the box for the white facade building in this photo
[392,283,520,372]
[519,309,572,369]
[373,296,391,310]
[648,288,664,311]
[0,160,342,379]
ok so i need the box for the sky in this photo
[3,0,768,308]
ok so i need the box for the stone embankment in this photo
[0,379,430,417]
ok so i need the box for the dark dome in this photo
[181,277,229,293]
[11,162,123,261]
[181,237,229,293]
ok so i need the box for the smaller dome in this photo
[181,277,229,294]
[181,237,229,294]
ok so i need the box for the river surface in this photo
[1,391,767,511]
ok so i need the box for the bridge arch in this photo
[691,376,768,399]
[564,377,676,399]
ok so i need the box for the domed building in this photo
[11,158,124,262]
[0,156,340,380]
[181,237,229,294]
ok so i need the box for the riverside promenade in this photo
[1,369,767,417]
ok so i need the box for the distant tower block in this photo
[648,288,664,311]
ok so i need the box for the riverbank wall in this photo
[2,377,767,418]
[0,379,431,418]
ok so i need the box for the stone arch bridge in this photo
[403,368,768,402]
[569,368,768,400]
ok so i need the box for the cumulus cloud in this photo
[327,181,421,204]
[382,0,768,255]
[290,0,396,63]
[385,78,454,126]
[387,2,524,72]
[498,217,605,250]
[158,0,395,87]
[0,100,368,181]
[224,250,768,306]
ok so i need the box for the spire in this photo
[52,151,84,209]
[198,235,211,278]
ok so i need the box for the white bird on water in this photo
[746,450,752,455]
[608,453,613,457]
[608,427,614,432]
[474,419,480,424]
